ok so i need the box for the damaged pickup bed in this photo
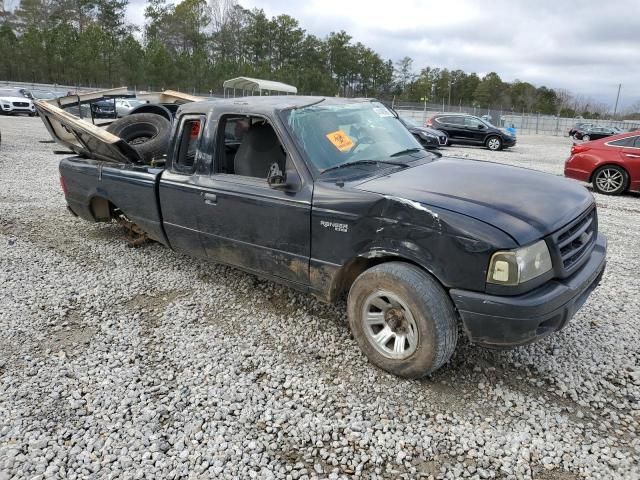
[36,95,607,378]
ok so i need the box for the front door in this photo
[463,116,487,144]
[195,114,312,285]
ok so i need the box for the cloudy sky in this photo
[126,0,640,110]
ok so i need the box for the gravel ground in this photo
[0,117,638,480]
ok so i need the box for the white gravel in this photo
[0,117,639,480]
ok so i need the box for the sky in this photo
[126,0,640,111]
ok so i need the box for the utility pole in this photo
[613,83,622,118]
[448,80,452,109]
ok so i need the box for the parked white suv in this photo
[115,98,148,117]
[0,88,36,116]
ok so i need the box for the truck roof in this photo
[179,96,374,116]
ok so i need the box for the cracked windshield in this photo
[284,101,422,171]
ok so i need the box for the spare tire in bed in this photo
[106,113,171,164]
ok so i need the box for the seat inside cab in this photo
[219,116,286,179]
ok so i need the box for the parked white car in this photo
[0,88,36,116]
[115,98,148,117]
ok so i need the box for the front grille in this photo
[439,136,447,145]
[12,101,29,107]
[549,207,597,277]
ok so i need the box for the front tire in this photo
[592,165,628,195]
[583,135,590,141]
[486,135,502,151]
[347,262,458,378]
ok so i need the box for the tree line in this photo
[1,0,637,119]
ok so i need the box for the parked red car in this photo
[565,132,640,195]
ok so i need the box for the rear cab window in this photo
[173,116,205,174]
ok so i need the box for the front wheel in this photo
[347,262,458,378]
[583,135,590,142]
[593,165,628,195]
[486,136,502,151]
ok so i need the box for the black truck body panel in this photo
[56,95,606,348]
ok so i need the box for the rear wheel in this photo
[106,113,171,164]
[583,135,590,141]
[592,165,628,195]
[347,262,458,378]
[486,136,502,151]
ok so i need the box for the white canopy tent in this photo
[222,77,297,97]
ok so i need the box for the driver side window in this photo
[215,115,287,180]
[464,117,483,128]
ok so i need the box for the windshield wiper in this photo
[321,159,409,174]
[390,147,423,157]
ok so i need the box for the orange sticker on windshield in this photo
[326,130,354,152]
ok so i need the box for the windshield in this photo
[0,89,21,97]
[31,91,57,99]
[283,101,422,172]
[481,118,497,129]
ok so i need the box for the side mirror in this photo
[267,162,287,189]
[477,124,485,129]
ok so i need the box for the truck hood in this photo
[357,157,594,245]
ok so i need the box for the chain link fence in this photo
[390,100,640,136]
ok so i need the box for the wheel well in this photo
[331,255,440,302]
[589,163,630,183]
[89,197,112,222]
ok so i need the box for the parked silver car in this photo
[115,99,148,117]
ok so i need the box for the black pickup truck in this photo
[36,96,607,378]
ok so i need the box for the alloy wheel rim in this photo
[362,290,418,360]
[488,138,500,150]
[596,169,623,193]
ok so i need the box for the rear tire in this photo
[347,262,458,378]
[583,135,590,141]
[106,113,171,164]
[592,165,628,195]
[486,136,502,151]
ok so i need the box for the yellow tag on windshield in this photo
[326,130,354,152]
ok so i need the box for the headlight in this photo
[487,240,552,285]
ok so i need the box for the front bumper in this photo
[419,135,440,148]
[1,104,35,114]
[450,233,606,347]
[502,136,517,147]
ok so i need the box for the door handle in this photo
[202,192,217,205]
